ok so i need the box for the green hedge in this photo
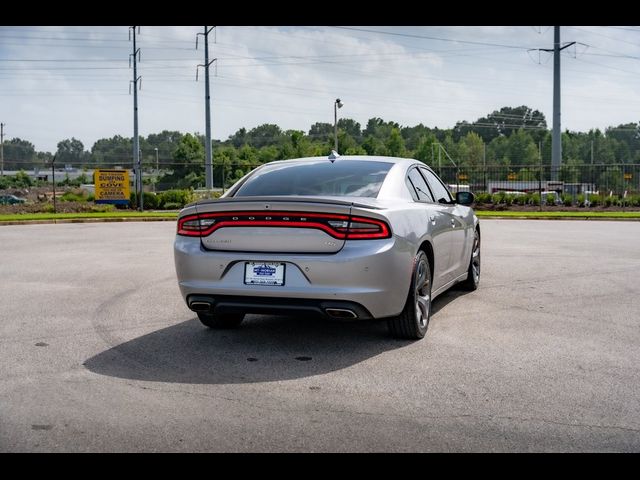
[128,189,195,210]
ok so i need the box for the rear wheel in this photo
[197,312,245,329]
[460,228,480,291]
[387,251,432,340]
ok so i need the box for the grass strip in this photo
[0,211,179,222]
[476,210,640,219]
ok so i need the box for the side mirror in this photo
[456,191,475,206]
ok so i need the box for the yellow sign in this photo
[507,173,517,180]
[94,169,130,205]
[458,173,468,181]
[624,173,632,180]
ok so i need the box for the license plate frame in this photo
[244,261,286,286]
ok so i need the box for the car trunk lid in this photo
[194,197,355,253]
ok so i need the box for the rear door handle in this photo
[429,215,436,224]
[451,218,456,227]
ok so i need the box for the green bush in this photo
[143,192,159,209]
[158,189,194,209]
[588,194,600,207]
[491,192,506,204]
[545,193,556,206]
[475,192,491,204]
[90,204,115,212]
[60,191,86,202]
[528,193,540,206]
[162,202,183,210]
[3,171,34,188]
[129,192,160,210]
[562,193,573,207]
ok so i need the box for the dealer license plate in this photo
[244,262,286,286]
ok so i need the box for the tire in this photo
[460,228,480,291]
[387,251,432,340]
[197,312,245,329]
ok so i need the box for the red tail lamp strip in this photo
[177,211,391,240]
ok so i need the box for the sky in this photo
[1,25,639,158]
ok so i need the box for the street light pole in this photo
[334,98,343,152]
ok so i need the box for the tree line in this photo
[2,105,639,189]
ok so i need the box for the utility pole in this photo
[539,141,543,211]
[154,147,159,192]
[197,26,216,191]
[535,26,575,181]
[51,155,57,214]
[483,142,487,192]
[0,122,4,176]
[129,26,142,211]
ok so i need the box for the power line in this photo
[329,26,537,50]
[598,26,640,34]
[568,26,640,47]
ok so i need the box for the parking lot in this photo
[1,219,639,452]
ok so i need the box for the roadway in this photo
[1,220,639,451]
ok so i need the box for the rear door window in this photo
[407,168,434,202]
[421,168,453,204]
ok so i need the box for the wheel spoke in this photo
[471,232,480,282]
[415,260,431,328]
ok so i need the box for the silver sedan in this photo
[174,155,480,339]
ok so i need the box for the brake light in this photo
[346,216,391,239]
[177,214,215,237]
[176,211,391,240]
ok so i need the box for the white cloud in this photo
[0,25,639,154]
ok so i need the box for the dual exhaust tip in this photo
[189,299,358,319]
[324,308,358,319]
[189,301,212,313]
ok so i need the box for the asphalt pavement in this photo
[1,220,639,452]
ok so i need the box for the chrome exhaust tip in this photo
[189,301,212,313]
[325,308,358,319]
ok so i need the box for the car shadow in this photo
[84,313,412,385]
[431,287,469,316]
[84,290,472,386]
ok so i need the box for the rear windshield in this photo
[233,160,393,198]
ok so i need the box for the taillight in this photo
[345,216,391,239]
[177,214,215,237]
[177,211,391,240]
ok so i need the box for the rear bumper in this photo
[174,235,414,319]
[186,294,373,320]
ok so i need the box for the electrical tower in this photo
[532,26,575,181]
[197,26,217,191]
[129,26,143,211]
[0,123,4,177]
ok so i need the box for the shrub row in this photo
[129,189,195,210]
[475,192,640,207]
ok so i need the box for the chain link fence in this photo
[3,161,640,209]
